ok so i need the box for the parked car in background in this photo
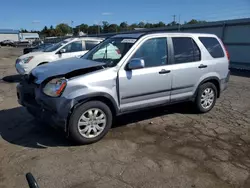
[15,37,104,75]
[14,41,31,47]
[0,40,15,46]
[23,43,54,54]
[17,32,230,144]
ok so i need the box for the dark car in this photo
[23,43,53,54]
[14,41,31,48]
[0,40,15,46]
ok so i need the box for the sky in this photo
[0,0,250,30]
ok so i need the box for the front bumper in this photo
[16,82,71,131]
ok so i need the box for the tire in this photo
[68,101,113,145]
[195,82,217,113]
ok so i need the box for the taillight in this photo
[224,46,230,61]
[219,38,230,61]
[222,43,230,61]
[116,49,121,54]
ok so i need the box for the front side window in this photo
[172,37,201,64]
[199,37,224,58]
[61,41,83,53]
[84,38,136,67]
[131,37,168,68]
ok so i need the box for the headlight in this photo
[22,56,34,64]
[43,78,67,97]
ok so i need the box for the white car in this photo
[15,37,103,75]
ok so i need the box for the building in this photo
[0,29,19,42]
[19,33,40,42]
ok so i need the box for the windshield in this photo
[43,39,73,52]
[83,37,137,67]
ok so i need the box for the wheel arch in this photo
[38,62,49,66]
[195,77,221,98]
[68,92,119,119]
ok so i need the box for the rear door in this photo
[168,36,211,101]
[118,37,172,112]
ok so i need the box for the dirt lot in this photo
[0,47,250,188]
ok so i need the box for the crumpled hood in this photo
[32,57,105,84]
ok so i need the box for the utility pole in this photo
[173,15,176,23]
[178,14,181,31]
[71,21,74,35]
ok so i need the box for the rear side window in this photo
[172,37,201,64]
[85,41,100,50]
[199,37,224,58]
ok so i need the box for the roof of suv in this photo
[112,32,216,39]
[71,37,105,41]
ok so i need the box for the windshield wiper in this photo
[103,45,108,59]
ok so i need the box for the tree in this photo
[50,25,54,30]
[138,22,145,28]
[129,23,138,30]
[108,24,118,33]
[120,22,128,31]
[88,25,99,34]
[20,28,28,32]
[167,21,179,26]
[55,23,72,36]
[73,24,89,35]
[145,23,153,28]
[186,19,206,24]
[102,21,109,33]
[154,21,166,28]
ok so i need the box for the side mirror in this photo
[127,58,145,70]
[58,48,66,54]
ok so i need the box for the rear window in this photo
[199,37,224,58]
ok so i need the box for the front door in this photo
[118,37,172,112]
[56,40,86,60]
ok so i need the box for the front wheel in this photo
[68,101,113,144]
[195,82,217,113]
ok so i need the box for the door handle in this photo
[198,64,208,68]
[159,69,171,74]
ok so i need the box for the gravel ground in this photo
[0,47,250,188]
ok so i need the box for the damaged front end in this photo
[17,58,106,132]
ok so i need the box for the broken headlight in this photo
[43,78,67,97]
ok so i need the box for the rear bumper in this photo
[220,70,230,92]
[16,83,70,131]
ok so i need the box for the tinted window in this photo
[172,37,201,64]
[62,41,83,52]
[85,41,100,50]
[132,38,167,68]
[199,37,224,58]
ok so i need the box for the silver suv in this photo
[17,32,230,144]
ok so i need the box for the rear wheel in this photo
[68,101,112,144]
[195,82,217,113]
